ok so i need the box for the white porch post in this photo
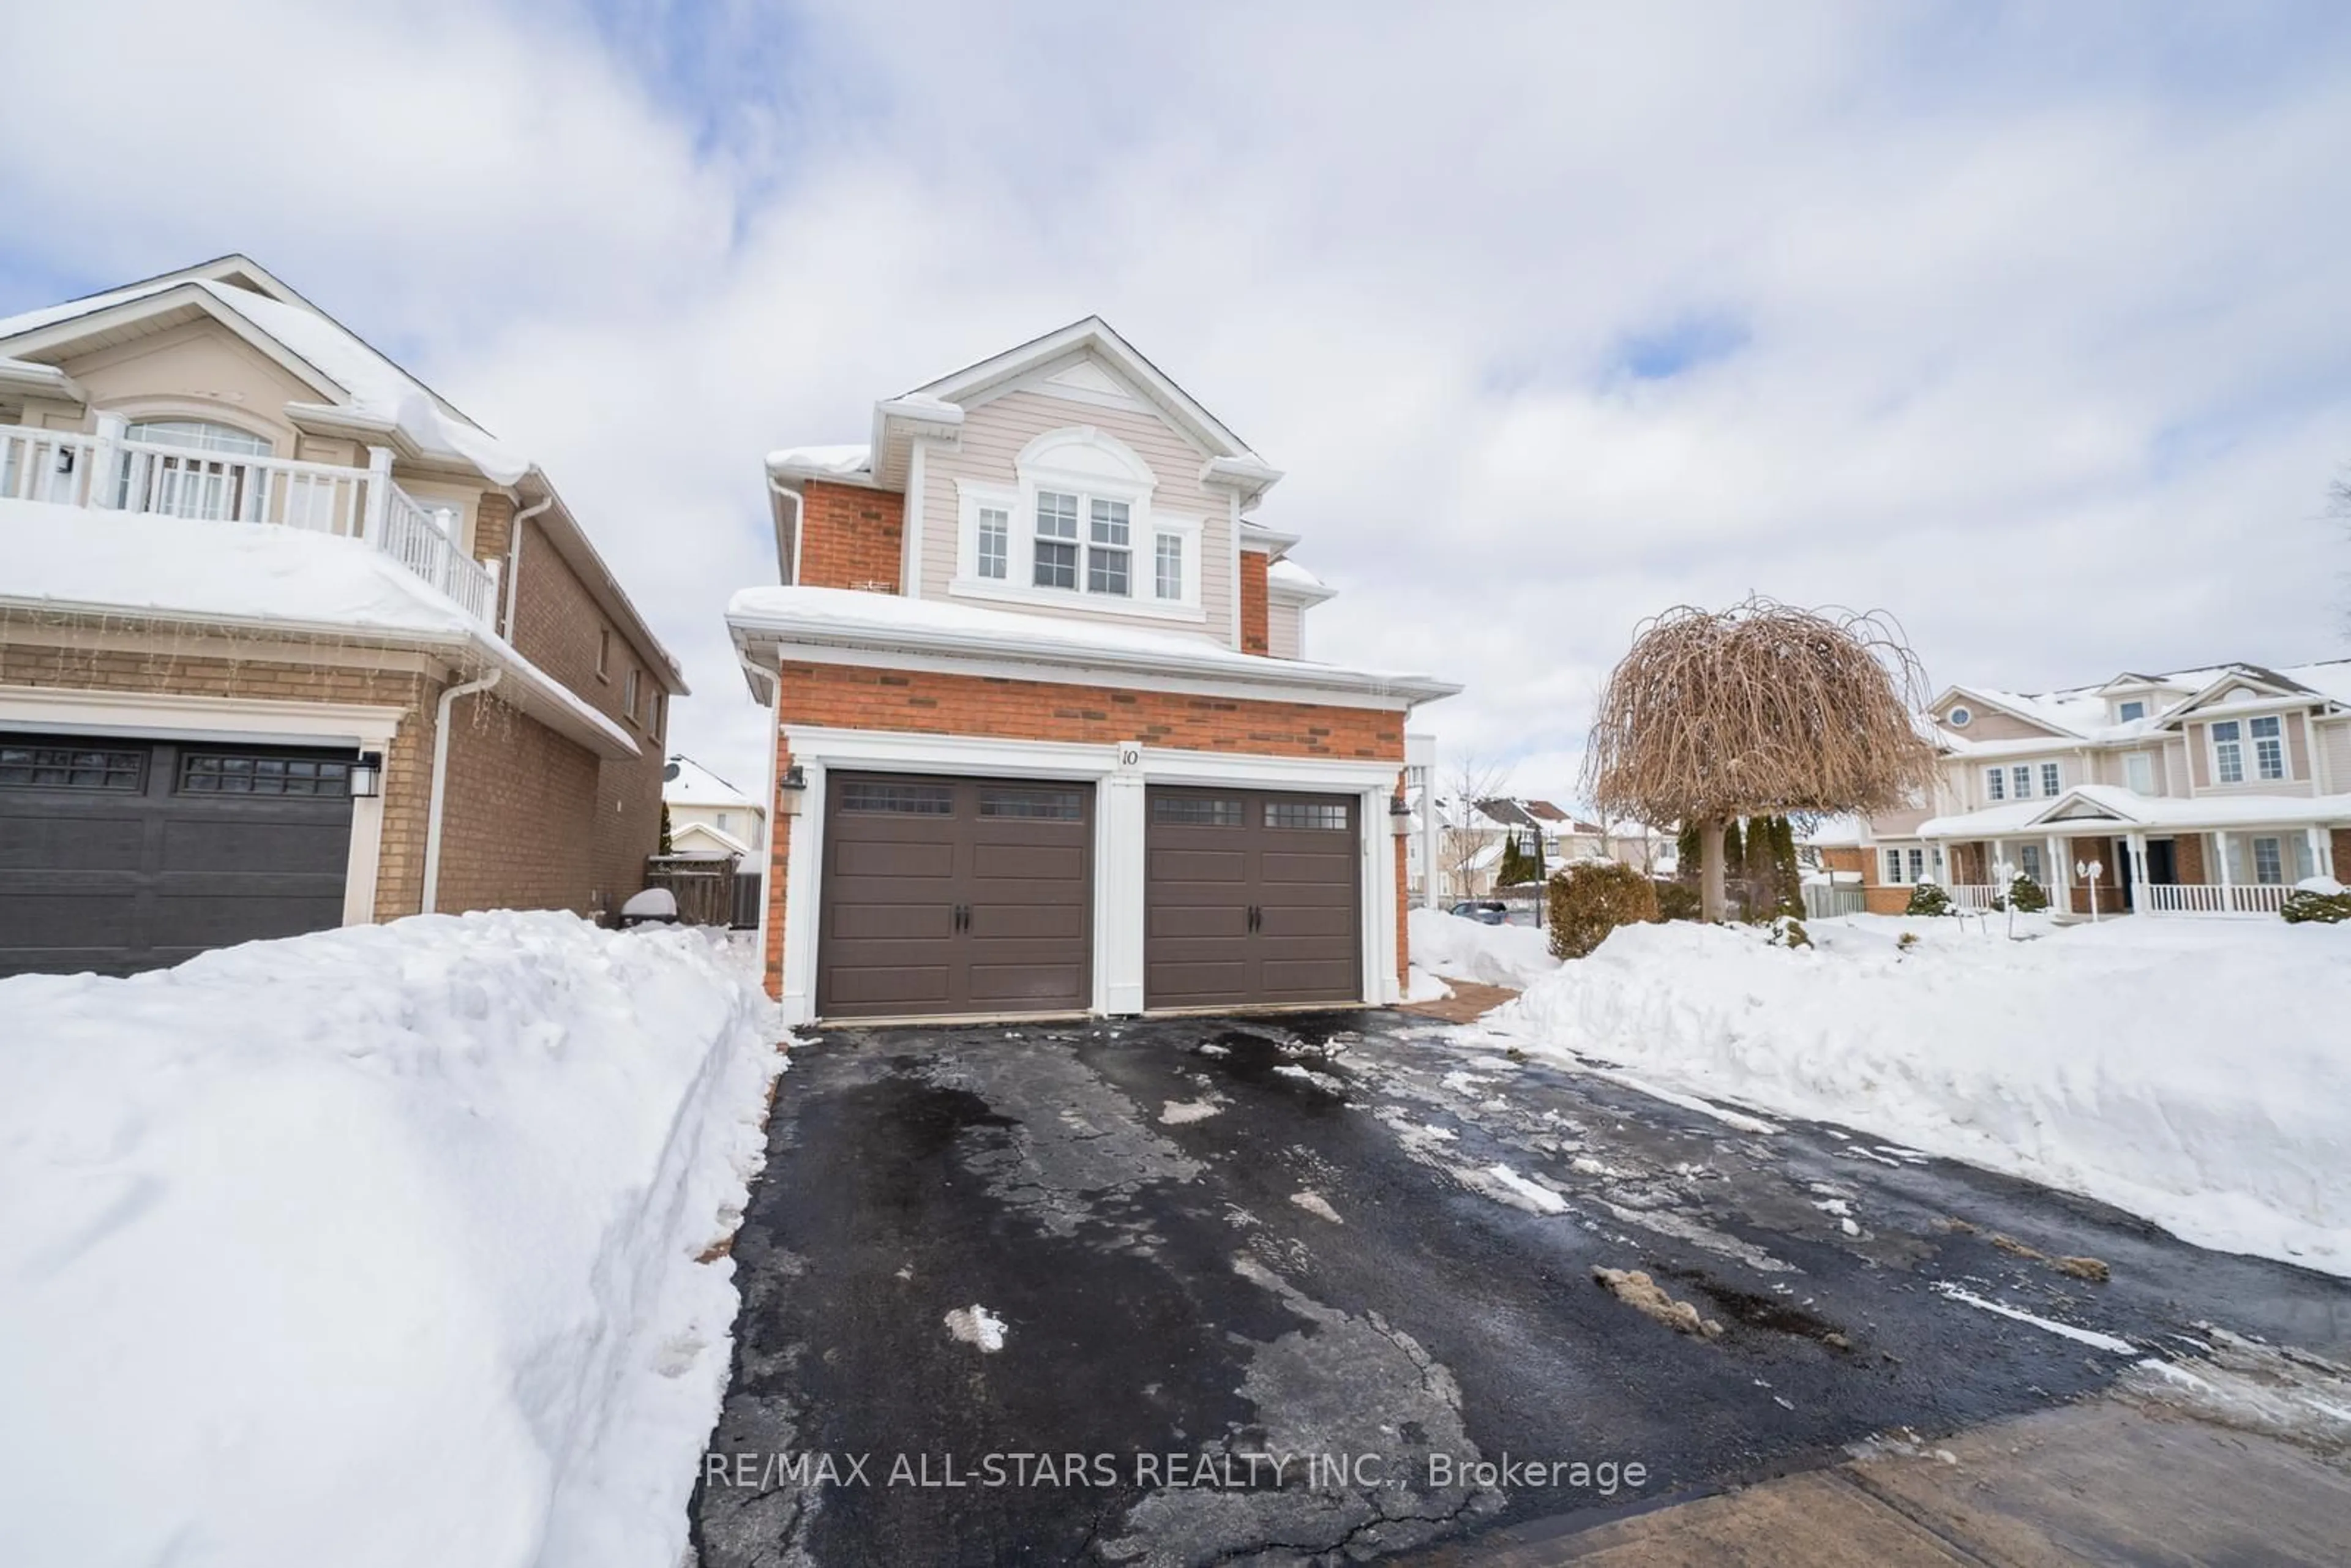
[2046,834,2066,913]
[2215,830,2235,915]
[2320,827,2339,881]
[88,411,126,510]
[2126,831,2150,913]
[2307,825,2327,885]
[360,445,394,542]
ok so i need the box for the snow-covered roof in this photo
[725,585,1458,705]
[1265,558,1335,601]
[1801,814,1869,849]
[0,261,528,484]
[663,754,759,810]
[764,444,874,483]
[2,500,637,758]
[1919,782,2351,837]
[668,819,751,857]
[1936,657,2351,748]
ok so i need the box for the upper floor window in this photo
[2011,763,2032,800]
[2251,715,2285,780]
[2040,762,2060,797]
[597,629,611,681]
[124,418,271,456]
[2117,699,2147,722]
[1945,705,1972,727]
[1985,767,2005,801]
[623,666,640,721]
[954,426,1203,620]
[2211,720,2246,783]
[2123,751,2156,793]
[977,507,1009,580]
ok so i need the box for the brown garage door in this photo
[1146,786,1360,1010]
[818,773,1091,1020]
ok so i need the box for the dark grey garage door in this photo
[0,733,355,978]
[818,773,1091,1019]
[1146,786,1360,1009]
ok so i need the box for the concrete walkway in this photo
[1415,1396,2351,1566]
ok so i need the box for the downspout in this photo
[768,476,803,585]
[422,669,502,913]
[501,495,554,639]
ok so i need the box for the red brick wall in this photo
[1820,847,1866,877]
[1393,812,1409,985]
[1239,550,1270,655]
[798,479,904,592]
[2067,835,2120,913]
[2333,830,2350,881]
[2173,834,2207,886]
[506,515,667,913]
[759,660,1408,998]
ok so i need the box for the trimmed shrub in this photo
[1904,882,1954,917]
[1548,861,1661,959]
[2006,874,2050,913]
[1655,880,1703,922]
[1769,914,1812,949]
[2281,888,2351,925]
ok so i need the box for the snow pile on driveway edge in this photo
[1408,906,1559,989]
[0,910,785,1568]
[1492,916,2351,1278]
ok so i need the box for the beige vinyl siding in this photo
[2186,716,2317,797]
[916,383,1234,642]
[59,318,320,451]
[1267,600,1302,659]
[2319,719,2351,793]
[1943,708,2065,743]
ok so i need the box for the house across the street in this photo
[727,317,1459,1023]
[0,256,684,975]
[662,752,766,859]
[1831,660,2351,915]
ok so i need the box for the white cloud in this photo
[5,0,2349,806]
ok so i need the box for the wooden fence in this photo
[643,855,740,927]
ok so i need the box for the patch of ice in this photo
[1159,1099,1221,1125]
[1472,1164,1570,1215]
[1933,1284,2135,1353]
[1290,1192,1344,1225]
[944,1305,1008,1353]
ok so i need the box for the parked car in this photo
[1449,901,1509,925]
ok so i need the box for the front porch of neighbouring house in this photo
[1929,817,2344,919]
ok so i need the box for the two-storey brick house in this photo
[1834,660,2351,917]
[728,318,1458,1022]
[0,256,684,975]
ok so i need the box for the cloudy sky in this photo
[6,1,2349,802]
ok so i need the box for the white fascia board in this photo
[1240,522,1302,556]
[908,317,1259,462]
[1,284,348,407]
[0,686,404,746]
[730,618,1460,708]
[0,358,83,402]
[871,396,967,489]
[1266,576,1337,606]
[1201,454,1284,507]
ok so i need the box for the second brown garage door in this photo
[818,773,1091,1019]
[1146,786,1361,1010]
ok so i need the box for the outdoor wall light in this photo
[1389,795,1413,836]
[776,763,807,816]
[350,751,383,798]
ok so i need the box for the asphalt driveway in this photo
[691,1010,2351,1566]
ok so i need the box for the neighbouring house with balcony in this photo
[1827,660,2351,918]
[727,316,1458,1024]
[0,255,684,975]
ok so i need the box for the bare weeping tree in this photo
[1582,599,1937,922]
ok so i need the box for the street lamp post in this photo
[2075,858,2104,923]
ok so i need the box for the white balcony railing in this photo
[2143,882,2290,917]
[3,421,496,627]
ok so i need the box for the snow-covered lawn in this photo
[0,912,782,1568]
[1407,906,1558,989]
[1477,913,2351,1278]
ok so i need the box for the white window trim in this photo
[2039,761,2061,798]
[2250,715,2287,782]
[1984,767,2006,803]
[2211,721,2246,786]
[948,452,1207,623]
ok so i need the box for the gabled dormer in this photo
[765,318,1333,658]
[2158,666,2337,796]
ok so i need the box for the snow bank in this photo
[1493,916,2351,1276]
[1408,906,1560,989]
[0,912,783,1568]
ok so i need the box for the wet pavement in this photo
[691,1010,2351,1567]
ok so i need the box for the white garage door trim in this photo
[776,724,1401,1026]
[0,686,403,928]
